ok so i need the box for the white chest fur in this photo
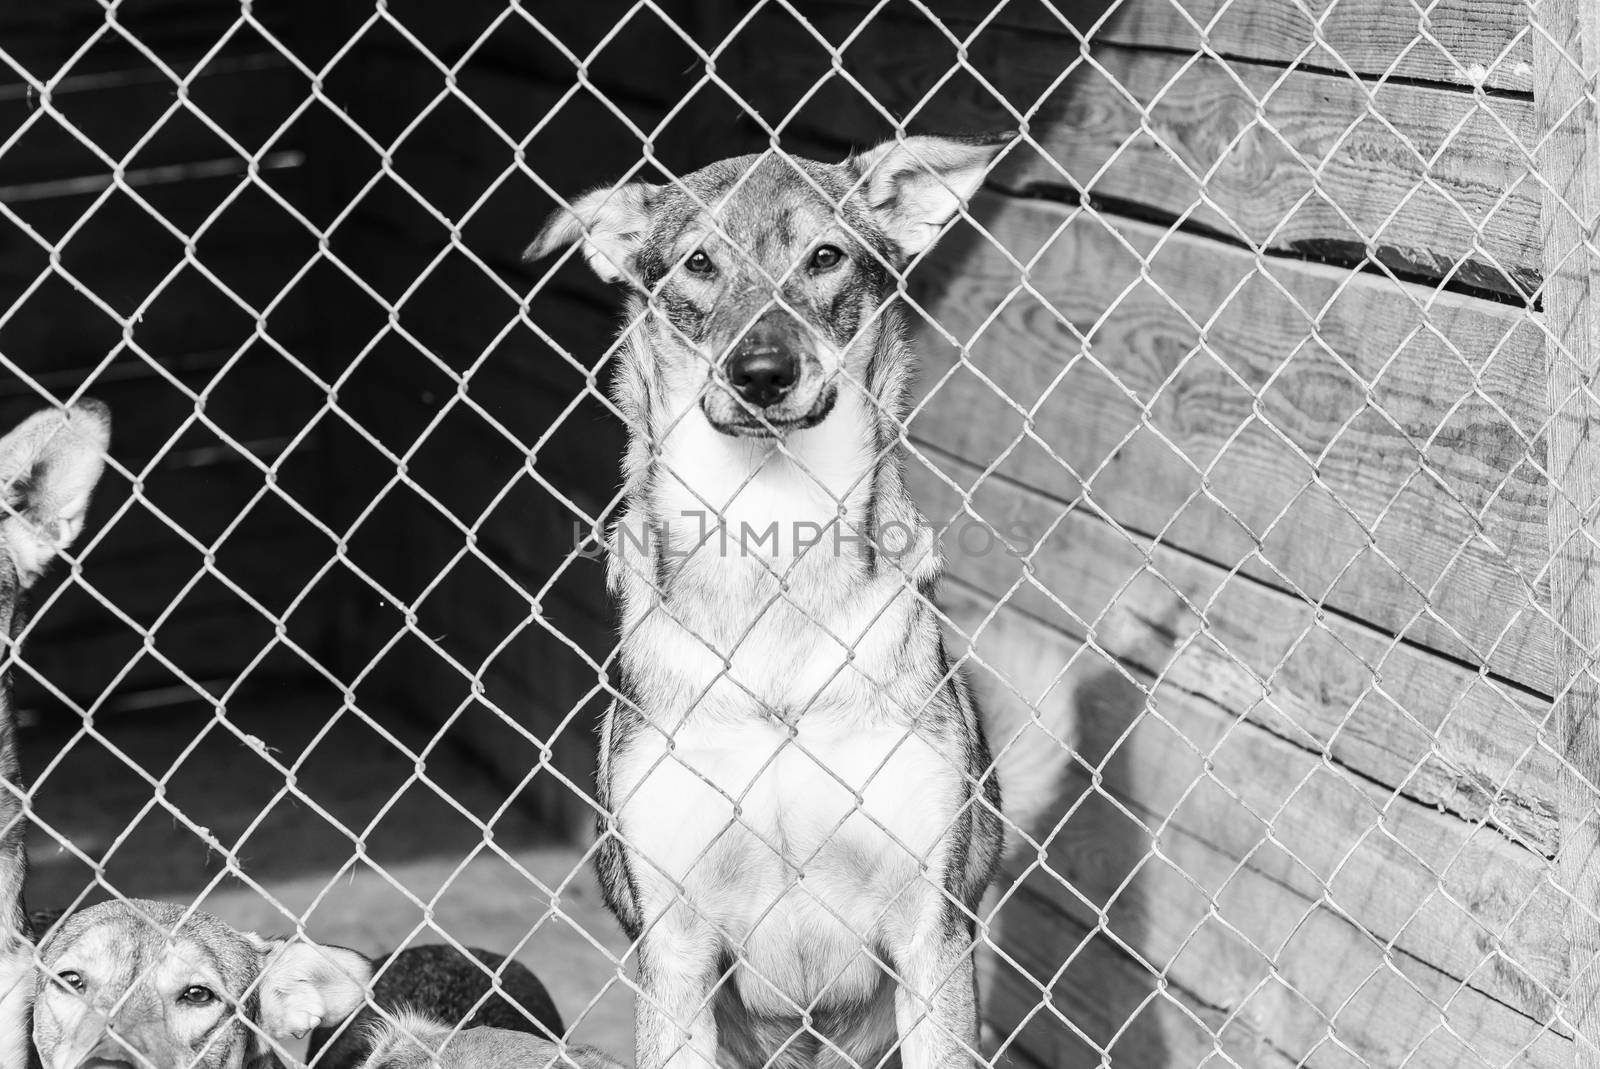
[613,398,932,724]
[611,714,959,1016]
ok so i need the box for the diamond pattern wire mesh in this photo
[0,0,1597,1067]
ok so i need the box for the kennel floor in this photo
[18,682,636,1063]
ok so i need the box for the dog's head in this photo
[527,134,1011,438]
[0,400,110,637]
[31,899,370,1069]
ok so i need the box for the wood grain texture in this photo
[979,894,1298,1069]
[371,0,735,77]
[991,869,1571,1069]
[908,450,1559,856]
[15,566,312,714]
[903,192,1553,695]
[320,204,627,836]
[803,0,1535,92]
[1532,0,1600,1060]
[0,170,321,373]
[0,2,296,80]
[943,583,1569,1061]
[332,49,744,275]
[726,6,1542,296]
[924,472,1566,1020]
[0,52,308,191]
[2,347,338,718]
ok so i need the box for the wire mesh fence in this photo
[1,0,1597,1067]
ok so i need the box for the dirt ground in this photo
[19,682,637,1063]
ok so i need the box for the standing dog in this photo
[29,898,370,1069]
[0,402,111,1069]
[529,135,1059,1068]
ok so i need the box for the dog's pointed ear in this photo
[254,937,371,1041]
[0,400,111,587]
[848,132,1013,261]
[525,182,659,284]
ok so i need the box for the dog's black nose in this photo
[727,347,797,408]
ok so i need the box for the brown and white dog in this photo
[29,899,370,1069]
[31,900,627,1069]
[0,401,112,1069]
[528,135,1061,1068]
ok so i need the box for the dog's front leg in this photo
[892,921,981,1069]
[634,902,722,1069]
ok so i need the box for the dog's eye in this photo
[809,245,846,271]
[684,250,714,276]
[55,970,85,993]
[178,985,217,1005]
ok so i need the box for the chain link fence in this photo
[2,0,1598,1067]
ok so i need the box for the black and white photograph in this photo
[0,1,1594,1067]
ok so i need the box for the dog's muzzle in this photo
[725,313,804,409]
[728,347,796,409]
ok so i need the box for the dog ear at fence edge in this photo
[0,399,111,587]
[524,183,657,285]
[848,131,1015,260]
[255,938,372,1041]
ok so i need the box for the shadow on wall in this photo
[949,574,1170,1068]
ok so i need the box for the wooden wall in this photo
[0,2,358,717]
[705,1,1560,1066]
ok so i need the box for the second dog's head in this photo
[527,134,1011,438]
[31,899,370,1069]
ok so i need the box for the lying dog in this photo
[0,402,112,1069]
[29,898,371,1069]
[309,944,565,1069]
[529,135,1059,1068]
[32,899,612,1069]
[355,1010,622,1069]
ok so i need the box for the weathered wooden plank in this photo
[14,568,310,715]
[311,36,631,798]
[0,3,295,80]
[0,345,329,471]
[3,346,341,709]
[800,0,1534,93]
[31,509,318,638]
[324,210,624,838]
[903,191,1553,695]
[0,171,319,370]
[728,8,1541,296]
[397,524,614,841]
[911,449,1559,857]
[373,0,729,73]
[980,896,1299,1069]
[993,876,1570,1069]
[942,583,1568,1056]
[1531,0,1600,1060]
[0,53,308,190]
[13,433,339,718]
[334,49,725,276]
